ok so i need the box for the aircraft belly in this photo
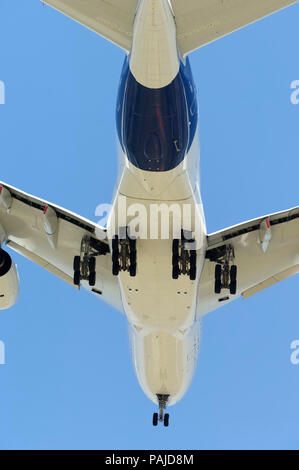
[108,174,206,330]
[119,239,198,331]
[129,321,200,405]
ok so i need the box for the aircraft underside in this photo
[0,0,298,427]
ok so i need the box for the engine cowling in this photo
[0,249,19,310]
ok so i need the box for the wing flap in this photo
[197,206,299,316]
[0,181,123,313]
[7,240,77,288]
[242,265,299,299]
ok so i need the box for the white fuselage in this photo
[107,0,207,406]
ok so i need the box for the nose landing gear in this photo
[153,394,170,427]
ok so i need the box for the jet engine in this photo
[0,248,19,310]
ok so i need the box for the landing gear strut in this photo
[153,394,170,427]
[73,236,109,287]
[172,231,197,281]
[112,227,137,277]
[206,244,237,295]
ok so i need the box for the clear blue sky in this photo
[0,0,299,451]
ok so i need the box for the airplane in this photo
[0,0,298,428]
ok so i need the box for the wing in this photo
[197,206,299,316]
[43,0,138,51]
[171,0,298,56]
[42,0,298,55]
[0,181,123,312]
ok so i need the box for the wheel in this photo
[112,261,119,276]
[129,262,137,277]
[172,238,180,259]
[89,271,96,287]
[153,413,158,427]
[73,270,80,286]
[73,256,81,272]
[189,266,196,281]
[112,236,119,252]
[89,257,96,272]
[230,265,237,282]
[112,239,119,263]
[172,240,180,277]
[215,264,222,280]
[230,280,237,295]
[129,237,136,251]
[172,265,180,280]
[215,278,221,294]
[112,250,119,263]
[130,248,137,265]
[164,413,169,427]
[190,250,196,268]
[172,253,179,265]
[172,239,179,257]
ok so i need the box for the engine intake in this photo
[0,249,19,310]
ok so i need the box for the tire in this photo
[89,271,96,287]
[73,256,81,272]
[73,270,80,286]
[129,262,137,277]
[153,413,158,427]
[230,265,237,282]
[89,257,96,272]
[112,261,119,276]
[112,251,119,264]
[215,278,221,294]
[129,237,136,251]
[172,239,179,257]
[112,236,119,264]
[130,249,137,265]
[164,413,169,427]
[190,250,197,268]
[215,264,222,280]
[172,265,180,280]
[189,266,196,281]
[112,236,119,252]
[230,280,237,295]
[172,253,179,266]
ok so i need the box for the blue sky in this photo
[0,0,299,450]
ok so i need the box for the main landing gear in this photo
[73,236,109,287]
[172,231,197,281]
[206,244,237,295]
[112,226,137,277]
[153,394,170,427]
